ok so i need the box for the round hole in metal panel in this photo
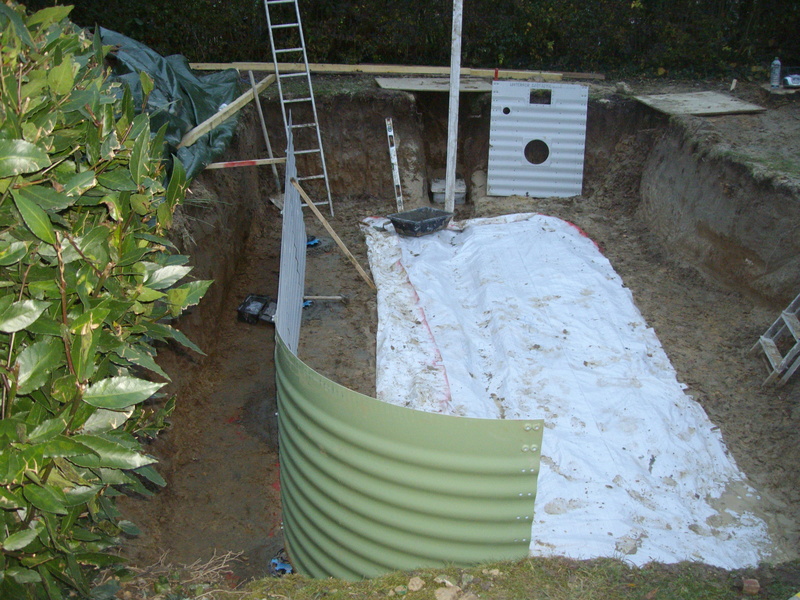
[502,106,511,115]
[524,139,549,165]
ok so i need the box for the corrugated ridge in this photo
[488,81,588,197]
[275,336,543,580]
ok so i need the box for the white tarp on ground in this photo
[363,212,773,569]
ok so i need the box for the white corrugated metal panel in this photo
[488,81,588,198]
[275,120,306,355]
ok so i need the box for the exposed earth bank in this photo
[118,77,800,582]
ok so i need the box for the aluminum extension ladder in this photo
[750,291,800,386]
[264,0,333,215]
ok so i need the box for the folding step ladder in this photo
[264,0,334,215]
[750,292,800,386]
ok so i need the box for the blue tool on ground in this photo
[269,549,293,577]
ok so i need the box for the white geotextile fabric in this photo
[363,212,773,569]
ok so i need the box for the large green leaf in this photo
[129,124,150,185]
[27,415,67,444]
[97,168,136,192]
[165,155,187,210]
[0,299,50,333]
[0,4,34,48]
[40,436,94,458]
[0,139,51,178]
[117,246,149,267]
[12,193,56,245]
[23,484,68,515]
[16,338,64,395]
[69,305,110,335]
[0,487,23,509]
[115,344,169,381]
[143,265,192,290]
[68,434,156,470]
[71,327,100,382]
[83,376,164,410]
[63,485,101,507]
[145,321,205,355]
[0,240,28,266]
[27,5,73,28]
[100,128,121,161]
[47,57,76,97]
[13,185,75,212]
[6,566,42,584]
[117,520,141,536]
[134,464,166,487]
[0,450,26,484]
[51,374,79,404]
[37,565,63,600]
[78,408,133,434]
[135,286,164,302]
[128,113,149,142]
[62,170,96,197]
[166,280,212,317]
[2,527,40,551]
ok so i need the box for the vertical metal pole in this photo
[444,0,464,213]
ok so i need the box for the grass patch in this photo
[192,557,800,600]
[716,148,800,180]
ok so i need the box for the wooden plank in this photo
[188,61,581,81]
[205,157,286,170]
[248,70,281,188]
[377,77,492,92]
[178,74,276,149]
[634,91,765,116]
[290,178,376,291]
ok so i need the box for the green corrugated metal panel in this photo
[275,335,544,580]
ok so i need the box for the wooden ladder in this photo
[264,0,334,215]
[750,292,800,386]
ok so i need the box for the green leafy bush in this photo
[0,3,210,597]
[24,0,798,77]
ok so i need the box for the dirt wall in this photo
[169,108,270,351]
[179,86,799,320]
[638,116,800,305]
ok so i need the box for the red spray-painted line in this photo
[562,218,604,253]
[393,258,453,412]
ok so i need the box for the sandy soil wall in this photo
[638,117,800,305]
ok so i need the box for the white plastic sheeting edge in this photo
[363,212,773,569]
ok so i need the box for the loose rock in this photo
[742,578,760,595]
[408,576,425,592]
[434,586,463,600]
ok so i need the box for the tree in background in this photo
[21,0,797,76]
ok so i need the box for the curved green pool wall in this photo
[275,335,543,580]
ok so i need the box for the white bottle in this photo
[771,57,781,88]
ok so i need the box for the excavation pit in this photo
[118,77,800,581]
